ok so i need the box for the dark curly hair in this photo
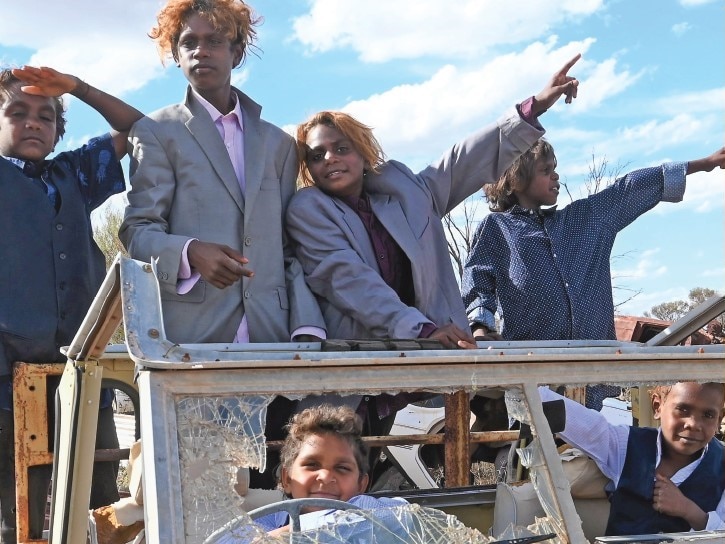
[0,69,66,143]
[484,139,556,212]
[279,404,370,480]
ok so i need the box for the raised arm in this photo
[12,65,142,160]
[686,147,725,175]
[532,53,581,115]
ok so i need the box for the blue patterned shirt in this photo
[461,163,687,341]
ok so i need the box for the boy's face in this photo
[175,13,243,99]
[0,84,57,162]
[514,156,559,210]
[653,382,724,463]
[281,432,368,510]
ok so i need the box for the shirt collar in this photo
[339,191,370,212]
[655,427,709,472]
[192,88,244,131]
[507,204,558,217]
[3,156,47,177]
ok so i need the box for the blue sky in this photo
[1,0,722,316]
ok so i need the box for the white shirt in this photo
[538,386,725,530]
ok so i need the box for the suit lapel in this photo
[236,89,265,227]
[369,193,423,267]
[184,89,245,214]
[332,198,379,269]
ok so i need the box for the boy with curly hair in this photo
[462,139,725,409]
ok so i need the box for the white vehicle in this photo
[10,256,722,544]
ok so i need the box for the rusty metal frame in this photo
[49,255,725,544]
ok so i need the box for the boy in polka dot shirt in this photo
[461,140,724,408]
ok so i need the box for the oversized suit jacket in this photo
[120,87,323,344]
[286,108,544,340]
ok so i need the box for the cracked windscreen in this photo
[176,394,272,541]
[171,391,571,543]
[206,502,495,543]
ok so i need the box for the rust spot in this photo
[697,347,705,354]
[499,351,505,356]
[28,385,35,392]
[148,328,160,339]
[399,352,407,357]
[143,263,152,273]
[615,349,622,355]
[293,354,301,360]
[181,353,191,362]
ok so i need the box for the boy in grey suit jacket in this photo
[120,0,324,346]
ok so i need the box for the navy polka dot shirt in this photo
[461,163,686,340]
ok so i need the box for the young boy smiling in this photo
[255,405,406,537]
[538,382,724,534]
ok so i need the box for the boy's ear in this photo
[232,44,244,68]
[357,473,370,494]
[280,467,292,494]
[651,393,663,420]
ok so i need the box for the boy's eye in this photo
[308,153,323,163]
[336,465,352,473]
[337,146,348,153]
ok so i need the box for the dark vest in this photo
[606,426,724,535]
[0,159,106,375]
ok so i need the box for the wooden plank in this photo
[444,391,471,488]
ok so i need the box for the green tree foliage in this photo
[645,287,722,323]
[93,205,127,344]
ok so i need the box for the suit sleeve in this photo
[286,192,434,339]
[119,118,191,295]
[279,142,326,333]
[418,107,545,217]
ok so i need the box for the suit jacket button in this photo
[244,290,251,299]
[244,236,252,246]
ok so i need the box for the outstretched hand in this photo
[11,65,78,98]
[686,146,725,175]
[533,53,581,115]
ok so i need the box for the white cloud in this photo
[291,0,605,63]
[572,57,643,111]
[701,267,725,278]
[612,248,666,281]
[654,87,725,117]
[616,286,688,316]
[333,39,641,166]
[671,22,692,36]
[679,0,717,6]
[0,0,162,97]
[231,68,250,88]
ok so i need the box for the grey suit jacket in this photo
[120,87,323,343]
[286,107,544,340]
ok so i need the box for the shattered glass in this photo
[176,394,272,542]
[206,503,496,543]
